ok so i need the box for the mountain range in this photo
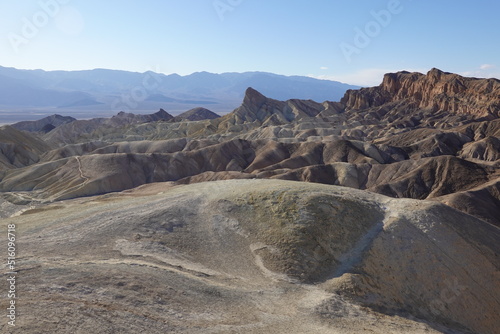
[0,68,499,334]
[0,66,358,123]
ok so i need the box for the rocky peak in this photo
[173,107,220,121]
[243,87,268,110]
[152,108,174,120]
[115,111,134,118]
[426,67,444,81]
[228,87,326,125]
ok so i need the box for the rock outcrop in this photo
[224,87,329,125]
[341,68,500,117]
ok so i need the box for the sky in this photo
[0,0,499,86]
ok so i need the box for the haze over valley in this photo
[0,66,358,124]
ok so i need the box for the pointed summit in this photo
[427,68,446,81]
[153,108,174,120]
[427,67,444,75]
[243,87,268,109]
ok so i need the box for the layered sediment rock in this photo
[341,68,500,117]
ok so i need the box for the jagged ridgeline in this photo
[1,68,499,334]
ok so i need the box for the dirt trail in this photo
[75,156,90,186]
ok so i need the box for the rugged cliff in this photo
[341,68,500,117]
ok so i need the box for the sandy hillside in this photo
[1,179,498,334]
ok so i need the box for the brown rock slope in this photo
[1,180,498,333]
[0,126,51,170]
[42,109,174,145]
[342,68,500,117]
[3,138,495,204]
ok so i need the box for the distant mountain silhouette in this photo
[58,98,104,108]
[0,66,359,122]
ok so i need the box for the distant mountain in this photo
[58,98,104,108]
[144,93,218,105]
[0,73,91,107]
[0,66,359,123]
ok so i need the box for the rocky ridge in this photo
[11,114,76,133]
[342,68,500,117]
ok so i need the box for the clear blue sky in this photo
[1,0,499,86]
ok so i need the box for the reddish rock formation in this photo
[341,68,500,117]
